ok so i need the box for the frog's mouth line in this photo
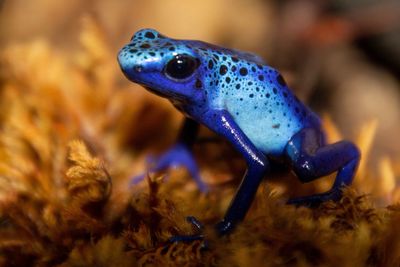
[143,86,186,102]
[143,86,169,98]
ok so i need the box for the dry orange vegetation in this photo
[0,18,399,267]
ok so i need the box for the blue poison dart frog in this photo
[118,29,360,238]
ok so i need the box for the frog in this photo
[117,29,360,237]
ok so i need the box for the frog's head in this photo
[118,29,206,104]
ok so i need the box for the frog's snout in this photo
[117,49,129,71]
[118,43,146,71]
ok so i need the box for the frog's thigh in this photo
[285,128,360,185]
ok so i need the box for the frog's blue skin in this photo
[117,29,360,237]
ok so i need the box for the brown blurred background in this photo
[1,0,399,166]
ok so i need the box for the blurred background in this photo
[1,2,400,265]
[0,0,399,197]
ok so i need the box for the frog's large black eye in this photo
[164,54,199,80]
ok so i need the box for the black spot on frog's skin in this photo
[231,66,237,72]
[219,65,228,75]
[195,79,202,89]
[236,84,241,89]
[257,64,263,70]
[272,124,280,129]
[149,52,156,56]
[225,77,231,83]
[145,31,156,39]
[273,88,278,94]
[258,75,264,81]
[239,67,248,76]
[266,93,270,98]
[168,47,175,51]
[277,74,286,86]
[140,43,151,49]
[208,60,214,69]
[129,49,138,53]
[249,93,254,98]
[251,66,256,72]
[283,92,288,98]
[231,56,239,62]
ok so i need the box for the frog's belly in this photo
[230,108,304,156]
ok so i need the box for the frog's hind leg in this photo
[285,127,360,207]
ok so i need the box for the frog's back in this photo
[196,48,321,156]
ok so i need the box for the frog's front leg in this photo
[132,118,207,191]
[203,109,270,235]
[170,110,269,242]
[285,127,360,207]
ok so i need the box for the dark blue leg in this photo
[170,109,269,241]
[131,118,207,192]
[285,128,360,206]
[202,110,270,235]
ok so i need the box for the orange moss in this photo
[0,18,399,266]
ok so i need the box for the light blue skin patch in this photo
[200,55,320,156]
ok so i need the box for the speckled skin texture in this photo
[118,29,320,156]
[118,29,360,236]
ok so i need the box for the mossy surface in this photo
[0,19,399,267]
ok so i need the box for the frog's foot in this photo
[287,188,342,208]
[285,128,360,208]
[168,216,208,247]
[168,234,204,243]
[130,143,208,192]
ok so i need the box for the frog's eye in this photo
[164,54,199,80]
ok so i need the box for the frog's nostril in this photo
[133,65,143,73]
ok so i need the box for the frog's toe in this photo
[166,233,209,251]
[130,173,147,185]
[129,154,165,185]
[287,189,342,208]
[186,216,204,231]
[168,234,204,243]
[169,216,206,243]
